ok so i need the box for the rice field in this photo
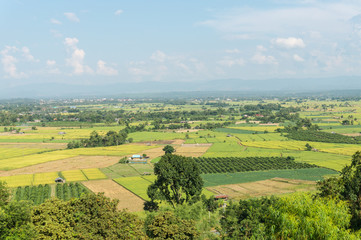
[61,170,87,182]
[0,174,33,187]
[81,168,107,180]
[33,172,60,185]
[0,148,48,160]
[0,167,109,187]
[114,176,154,201]
[0,153,77,170]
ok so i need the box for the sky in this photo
[1,0,361,87]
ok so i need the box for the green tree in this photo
[147,154,203,207]
[0,182,36,239]
[145,211,199,239]
[305,143,312,151]
[317,151,361,229]
[32,193,146,239]
[162,145,175,154]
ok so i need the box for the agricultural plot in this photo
[81,168,107,180]
[114,176,154,200]
[128,131,185,142]
[61,170,87,182]
[56,182,89,201]
[0,152,76,170]
[0,174,33,187]
[207,178,316,200]
[101,163,154,178]
[194,157,318,174]
[202,168,338,187]
[175,145,210,157]
[0,148,49,160]
[33,172,60,185]
[13,184,51,204]
[0,156,120,176]
[55,143,158,157]
[82,179,145,212]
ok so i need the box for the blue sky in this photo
[1,0,361,86]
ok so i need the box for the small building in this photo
[129,155,147,164]
[55,177,66,183]
[58,131,66,135]
[214,195,228,201]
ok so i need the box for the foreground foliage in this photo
[32,193,146,239]
[220,193,358,239]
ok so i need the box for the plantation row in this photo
[13,184,51,205]
[286,130,361,144]
[56,182,89,201]
[193,156,319,174]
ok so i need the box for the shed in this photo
[214,195,228,201]
[55,177,66,183]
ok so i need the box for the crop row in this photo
[286,130,361,144]
[56,182,89,201]
[13,184,51,205]
[193,156,318,174]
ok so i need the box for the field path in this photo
[82,179,144,212]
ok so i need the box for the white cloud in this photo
[225,48,240,53]
[115,9,123,15]
[273,37,305,49]
[218,56,245,67]
[293,54,305,62]
[22,47,38,62]
[0,46,25,78]
[150,50,167,62]
[50,18,62,25]
[64,37,93,75]
[256,45,267,52]
[50,29,62,38]
[97,60,118,76]
[46,60,56,66]
[252,53,278,65]
[64,12,79,22]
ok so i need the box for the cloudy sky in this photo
[1,0,361,86]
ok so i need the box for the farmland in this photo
[0,96,360,214]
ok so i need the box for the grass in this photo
[202,168,338,187]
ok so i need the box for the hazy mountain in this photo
[1,76,361,99]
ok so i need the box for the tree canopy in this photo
[147,154,203,207]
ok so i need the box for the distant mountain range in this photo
[1,76,361,99]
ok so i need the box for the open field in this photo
[82,180,145,212]
[101,163,154,178]
[0,156,120,176]
[114,176,155,201]
[174,145,210,157]
[0,152,77,171]
[0,143,158,171]
[207,178,316,200]
[202,168,338,187]
[0,168,107,187]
